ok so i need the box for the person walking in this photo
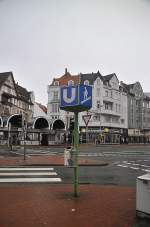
[64,147,71,166]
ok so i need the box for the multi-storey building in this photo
[0,72,34,120]
[80,72,128,143]
[121,81,150,143]
[47,69,128,144]
[47,68,79,144]
[0,71,34,145]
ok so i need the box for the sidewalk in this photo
[0,153,108,167]
[0,184,137,227]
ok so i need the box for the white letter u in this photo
[63,88,76,104]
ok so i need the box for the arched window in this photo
[68,80,74,86]
[54,81,59,86]
[84,80,89,86]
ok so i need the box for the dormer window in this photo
[54,81,59,86]
[68,80,74,86]
[97,78,100,85]
[84,80,89,86]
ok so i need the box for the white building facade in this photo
[47,69,128,144]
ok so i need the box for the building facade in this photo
[47,69,128,144]
[0,72,34,120]
[0,72,34,145]
[121,82,150,143]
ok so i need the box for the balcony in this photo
[102,109,121,116]
[103,95,114,103]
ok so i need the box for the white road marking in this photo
[140,165,150,168]
[0,178,62,183]
[0,167,62,183]
[0,167,54,171]
[0,172,57,176]
[117,164,128,168]
[142,169,150,172]
[130,167,139,170]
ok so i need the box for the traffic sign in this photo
[60,84,92,197]
[82,115,91,126]
[60,85,92,112]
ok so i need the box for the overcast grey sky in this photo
[0,0,150,105]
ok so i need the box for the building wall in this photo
[48,72,128,133]
[0,73,34,121]
[33,103,47,118]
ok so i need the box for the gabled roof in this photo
[144,95,150,101]
[103,73,119,82]
[50,69,120,87]
[80,71,103,85]
[35,102,47,114]
[51,69,79,86]
[15,83,33,104]
[144,93,150,101]
[120,82,134,92]
[120,81,144,98]
[0,72,14,88]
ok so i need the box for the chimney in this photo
[65,68,68,74]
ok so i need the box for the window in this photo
[105,116,111,122]
[93,115,100,121]
[121,119,125,124]
[52,103,59,113]
[7,87,11,93]
[97,78,100,85]
[54,81,59,86]
[97,88,100,96]
[53,91,58,100]
[104,102,112,110]
[105,103,109,110]
[84,80,89,86]
[105,90,108,97]
[116,104,118,112]
[97,101,100,109]
[112,82,117,88]
[68,80,74,86]
[111,91,113,98]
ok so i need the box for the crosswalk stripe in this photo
[0,178,62,183]
[0,172,57,176]
[0,167,62,183]
[0,167,54,171]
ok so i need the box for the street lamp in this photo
[22,113,27,160]
[8,122,12,150]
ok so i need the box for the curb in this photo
[0,163,108,167]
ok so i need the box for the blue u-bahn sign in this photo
[60,85,92,112]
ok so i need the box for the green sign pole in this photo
[73,111,79,197]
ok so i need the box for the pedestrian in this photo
[64,147,71,166]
